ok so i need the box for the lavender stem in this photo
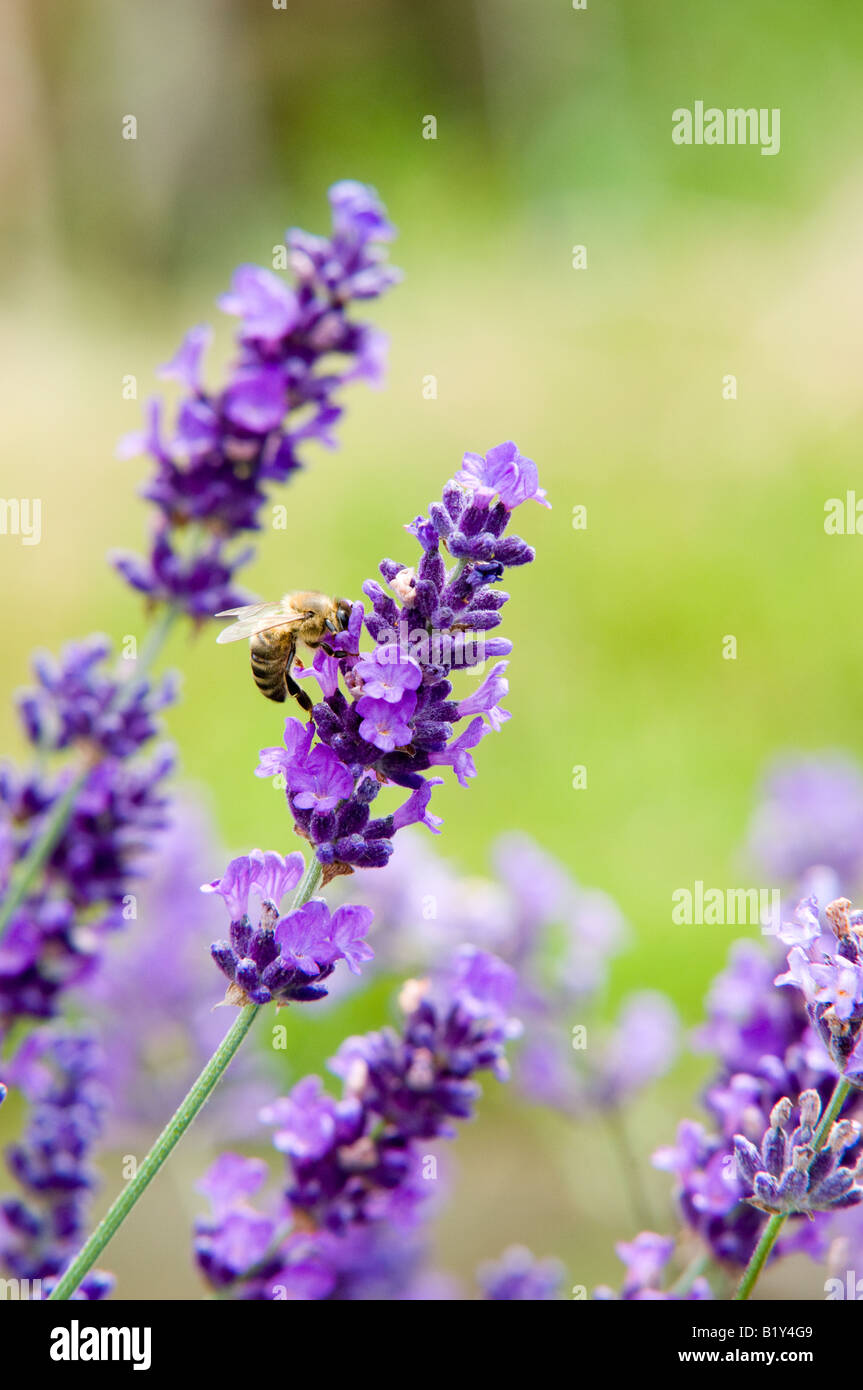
[47,855,323,1300]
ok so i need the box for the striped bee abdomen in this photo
[249,628,292,703]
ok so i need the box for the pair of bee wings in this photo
[214,599,310,645]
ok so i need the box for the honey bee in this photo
[215,591,353,713]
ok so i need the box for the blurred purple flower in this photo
[0,638,175,1032]
[478,1245,564,1301]
[745,753,863,892]
[594,1230,711,1301]
[0,1029,113,1299]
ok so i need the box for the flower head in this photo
[205,854,373,1006]
[734,1092,863,1216]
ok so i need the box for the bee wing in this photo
[214,599,307,645]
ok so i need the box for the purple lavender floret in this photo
[262,1075,415,1233]
[0,1029,113,1298]
[734,1092,863,1217]
[193,1154,280,1291]
[203,849,374,1004]
[112,182,400,616]
[593,1231,711,1301]
[0,892,97,1023]
[478,1245,564,1301]
[256,444,545,877]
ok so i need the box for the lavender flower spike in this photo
[113,182,400,617]
[203,849,373,1005]
[257,443,546,880]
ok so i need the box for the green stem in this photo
[0,607,176,941]
[132,606,177,680]
[49,1004,259,1301]
[293,854,324,905]
[734,1074,853,1301]
[48,852,324,1300]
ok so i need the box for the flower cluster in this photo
[0,1029,112,1299]
[204,849,373,1005]
[113,182,399,618]
[0,639,175,1032]
[734,1092,863,1217]
[256,443,546,877]
[194,948,520,1297]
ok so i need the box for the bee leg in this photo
[285,670,314,717]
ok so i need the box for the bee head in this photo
[326,598,353,634]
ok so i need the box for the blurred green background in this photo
[1,0,862,1298]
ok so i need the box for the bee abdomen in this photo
[250,631,289,704]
